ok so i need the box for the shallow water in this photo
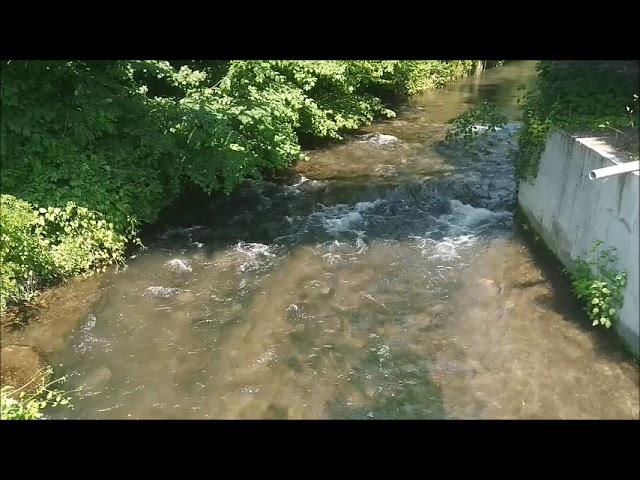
[9,61,638,419]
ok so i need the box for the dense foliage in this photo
[515,61,639,180]
[568,240,627,330]
[0,194,128,309]
[1,60,481,310]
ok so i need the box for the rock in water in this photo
[144,286,181,298]
[165,258,192,273]
[0,345,49,394]
[82,366,112,392]
[376,134,399,145]
[193,228,215,243]
[360,132,399,146]
[176,291,196,304]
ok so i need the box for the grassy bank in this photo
[1,60,485,311]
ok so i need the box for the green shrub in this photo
[568,240,627,329]
[33,202,129,277]
[0,195,54,309]
[516,61,639,180]
[0,61,183,231]
[0,194,128,311]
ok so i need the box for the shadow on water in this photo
[514,219,639,364]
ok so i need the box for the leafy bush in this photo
[1,195,54,309]
[568,240,627,329]
[516,61,639,180]
[392,61,477,95]
[33,202,129,277]
[1,61,184,232]
[1,194,127,310]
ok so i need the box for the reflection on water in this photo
[8,61,637,419]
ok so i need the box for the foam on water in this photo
[324,211,364,233]
[319,200,386,234]
[408,200,511,261]
[415,234,478,261]
[232,241,277,273]
[73,313,112,354]
[436,199,511,236]
[233,241,275,258]
[166,258,192,273]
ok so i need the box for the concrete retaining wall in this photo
[518,131,639,355]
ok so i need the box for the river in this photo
[6,61,638,419]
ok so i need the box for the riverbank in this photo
[1,60,484,316]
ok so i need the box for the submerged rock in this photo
[82,366,112,392]
[144,286,181,298]
[166,258,193,273]
[360,132,400,146]
[0,345,49,394]
[176,291,196,304]
[193,228,215,243]
[264,403,289,419]
[403,314,434,329]
[302,280,334,299]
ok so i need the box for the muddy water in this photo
[11,61,638,419]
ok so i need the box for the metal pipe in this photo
[589,161,639,180]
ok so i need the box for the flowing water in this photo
[7,62,639,419]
